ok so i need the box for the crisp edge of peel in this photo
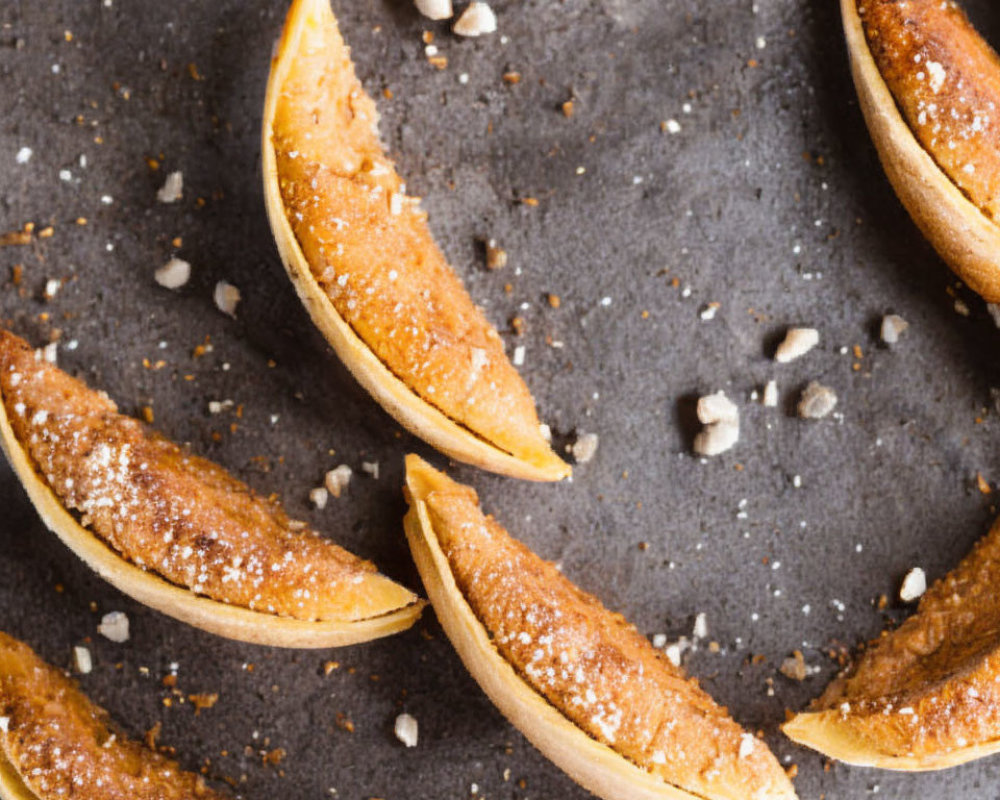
[783,708,1000,772]
[841,0,1000,302]
[0,384,424,649]
[402,454,738,800]
[260,0,570,482]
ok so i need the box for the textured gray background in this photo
[2,0,1000,798]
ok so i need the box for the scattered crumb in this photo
[156,171,183,203]
[41,342,58,365]
[485,239,507,270]
[693,391,739,456]
[325,465,353,498]
[775,327,819,363]
[361,461,380,480]
[155,257,191,290]
[662,119,682,134]
[692,612,708,640]
[762,380,778,408]
[73,645,92,674]
[188,693,219,714]
[900,567,927,603]
[394,713,419,748]
[453,1,497,36]
[43,279,61,300]
[779,650,808,681]
[513,345,526,366]
[414,0,452,20]
[954,298,970,317]
[797,381,837,419]
[699,302,720,321]
[738,733,755,759]
[570,432,599,464]
[15,147,33,165]
[214,281,241,317]
[97,611,130,643]
[880,314,909,345]
[309,486,329,509]
[561,99,574,118]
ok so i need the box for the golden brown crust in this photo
[0,329,416,623]
[858,0,1000,219]
[412,458,794,800]
[0,631,226,800]
[268,0,559,469]
[804,515,1000,761]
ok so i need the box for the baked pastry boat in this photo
[784,514,1000,770]
[842,0,1000,301]
[403,455,797,800]
[0,329,422,647]
[262,0,569,482]
[0,630,228,800]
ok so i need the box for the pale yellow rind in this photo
[783,709,1000,772]
[0,390,423,649]
[261,0,570,482]
[842,0,1000,302]
[403,455,714,800]
[0,751,36,800]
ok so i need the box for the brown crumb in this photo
[547,293,561,308]
[977,472,992,495]
[140,405,154,424]
[502,71,521,84]
[485,241,507,270]
[262,748,286,766]
[427,54,448,69]
[510,316,525,336]
[188,693,219,714]
[144,721,162,750]
[779,650,808,681]
[323,661,339,675]
[561,99,574,117]
[520,196,539,207]
[335,713,355,733]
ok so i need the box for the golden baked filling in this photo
[405,456,796,800]
[265,0,567,480]
[858,0,1000,218]
[0,329,416,623]
[0,630,225,800]
[786,515,1000,766]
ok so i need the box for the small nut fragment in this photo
[900,567,927,603]
[774,327,819,363]
[155,257,191,289]
[570,432,599,464]
[693,391,739,457]
[485,239,507,270]
[324,465,353,498]
[394,712,419,747]
[97,611,130,643]
[73,645,93,674]
[762,380,779,408]
[414,0,452,20]
[361,461,380,480]
[880,314,909,344]
[453,1,497,37]
[309,486,329,509]
[797,381,837,419]
[214,280,241,317]
[156,171,183,203]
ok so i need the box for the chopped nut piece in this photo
[900,567,927,603]
[570,432,599,464]
[213,280,241,317]
[880,314,909,344]
[796,381,837,419]
[324,465,353,498]
[73,645,92,674]
[454,2,497,37]
[97,611,130,643]
[693,391,739,456]
[692,612,708,640]
[485,239,507,270]
[361,461,380,480]
[309,486,329,509]
[779,650,808,681]
[43,279,61,300]
[156,170,183,203]
[762,380,779,408]
[774,327,819,363]
[155,257,191,289]
[394,712,419,747]
[414,0,453,21]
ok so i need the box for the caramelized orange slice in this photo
[0,330,423,647]
[843,0,1000,300]
[403,455,797,800]
[262,0,569,481]
[784,514,1000,770]
[0,630,226,800]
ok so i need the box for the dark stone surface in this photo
[2,0,1000,797]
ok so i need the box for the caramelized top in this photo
[269,0,555,467]
[0,631,226,800]
[858,0,1000,219]
[422,478,795,800]
[817,516,1000,757]
[0,330,416,622]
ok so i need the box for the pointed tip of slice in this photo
[404,454,474,504]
